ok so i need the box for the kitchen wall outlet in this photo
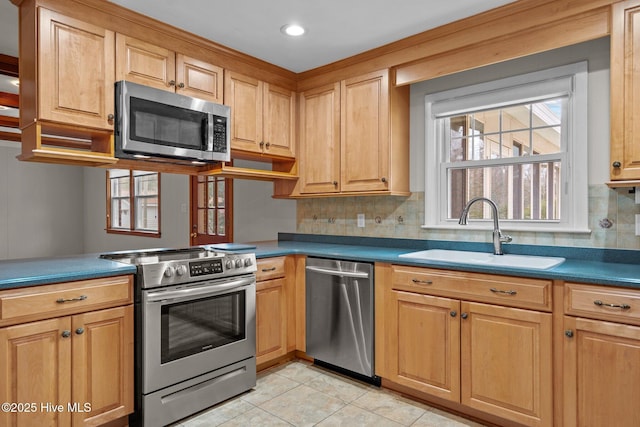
[636,214,640,236]
[357,213,365,228]
[180,203,187,213]
[636,187,640,204]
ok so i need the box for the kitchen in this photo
[1,0,640,426]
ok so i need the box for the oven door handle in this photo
[145,277,254,303]
[305,265,370,279]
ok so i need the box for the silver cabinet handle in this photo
[56,295,87,304]
[412,278,433,285]
[594,300,631,310]
[490,288,517,295]
[61,330,71,338]
[262,267,277,272]
[75,328,85,335]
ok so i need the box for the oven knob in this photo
[226,260,234,269]
[176,265,188,276]
[244,258,253,267]
[164,266,175,278]
[235,259,243,268]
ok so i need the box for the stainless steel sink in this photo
[398,249,565,270]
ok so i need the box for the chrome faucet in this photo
[458,197,512,255]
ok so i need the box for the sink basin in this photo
[398,249,565,270]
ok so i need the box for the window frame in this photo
[424,62,589,233]
[106,169,161,237]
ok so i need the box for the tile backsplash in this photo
[296,185,640,250]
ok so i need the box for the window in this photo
[107,169,160,236]
[190,175,233,244]
[424,62,588,233]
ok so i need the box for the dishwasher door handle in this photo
[305,265,370,279]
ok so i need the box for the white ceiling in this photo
[0,0,517,73]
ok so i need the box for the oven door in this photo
[141,274,256,394]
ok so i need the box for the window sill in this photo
[421,224,592,234]
[106,229,161,238]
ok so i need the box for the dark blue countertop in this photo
[1,234,639,290]
[0,255,137,290]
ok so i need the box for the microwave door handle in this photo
[206,114,214,151]
[145,277,254,303]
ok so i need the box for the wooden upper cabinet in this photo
[224,71,295,158]
[35,8,115,131]
[299,82,341,194]
[610,0,640,181]
[292,69,409,197]
[341,70,390,192]
[116,35,223,103]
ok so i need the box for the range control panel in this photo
[190,259,224,277]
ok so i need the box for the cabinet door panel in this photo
[176,54,223,103]
[387,290,460,401]
[564,316,640,427]
[0,317,72,427]
[116,34,175,91]
[341,71,389,192]
[225,72,263,153]
[611,0,640,180]
[72,305,134,427]
[263,83,295,158]
[299,83,341,194]
[39,8,114,130]
[461,302,552,427]
[256,278,287,364]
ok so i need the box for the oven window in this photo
[130,97,206,150]
[160,290,246,363]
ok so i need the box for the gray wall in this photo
[0,142,84,259]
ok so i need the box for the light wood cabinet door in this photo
[71,305,134,427]
[263,83,295,158]
[563,316,640,427]
[385,290,461,402]
[610,0,640,181]
[341,70,390,192]
[37,8,115,131]
[460,302,553,427]
[256,278,287,365]
[116,34,176,92]
[0,317,72,427]
[299,82,341,194]
[176,54,223,103]
[224,71,263,153]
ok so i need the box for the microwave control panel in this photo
[212,117,227,153]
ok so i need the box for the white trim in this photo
[424,62,589,233]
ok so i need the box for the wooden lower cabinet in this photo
[255,256,297,367]
[563,317,640,427]
[378,264,553,427]
[0,305,134,427]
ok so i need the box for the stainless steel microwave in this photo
[115,80,230,163]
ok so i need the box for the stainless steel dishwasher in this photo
[305,257,378,383]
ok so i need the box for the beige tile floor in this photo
[172,360,487,427]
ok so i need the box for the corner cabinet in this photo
[376,264,553,427]
[610,0,640,181]
[224,71,296,159]
[291,69,409,197]
[563,282,640,427]
[0,275,134,427]
[116,34,224,103]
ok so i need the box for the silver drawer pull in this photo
[412,278,433,285]
[594,300,631,310]
[261,267,277,272]
[490,288,517,296]
[56,295,88,304]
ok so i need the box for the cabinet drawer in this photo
[256,257,286,281]
[0,275,133,326]
[565,282,640,325]
[391,265,552,311]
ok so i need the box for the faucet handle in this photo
[500,233,513,244]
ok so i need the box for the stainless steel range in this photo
[101,247,257,427]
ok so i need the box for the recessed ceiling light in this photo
[281,24,305,37]
[0,106,8,110]
[10,79,19,87]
